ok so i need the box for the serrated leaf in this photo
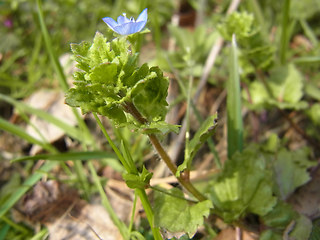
[273,148,316,200]
[89,32,114,66]
[154,188,212,238]
[122,166,153,189]
[207,146,277,222]
[70,41,91,72]
[177,114,218,175]
[66,32,169,127]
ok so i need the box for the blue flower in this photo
[103,8,148,35]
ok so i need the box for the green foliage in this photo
[166,25,218,77]
[123,166,153,189]
[207,146,277,222]
[227,36,243,158]
[218,12,255,42]
[291,0,320,19]
[261,201,312,240]
[309,218,320,240]
[243,64,308,110]
[154,188,212,238]
[177,114,218,175]
[307,104,320,126]
[272,148,316,200]
[66,32,169,127]
[218,11,274,73]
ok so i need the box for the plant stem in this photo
[122,101,207,201]
[148,134,207,202]
[135,189,163,240]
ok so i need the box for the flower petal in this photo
[102,17,118,31]
[136,8,148,23]
[117,15,130,24]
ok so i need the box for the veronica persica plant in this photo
[102,8,148,35]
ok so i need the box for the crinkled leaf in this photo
[177,114,218,175]
[70,41,91,72]
[130,66,169,122]
[89,63,117,84]
[66,32,170,127]
[273,148,316,200]
[89,32,114,66]
[154,188,212,238]
[122,166,153,189]
[207,146,277,222]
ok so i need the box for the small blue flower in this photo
[103,8,148,35]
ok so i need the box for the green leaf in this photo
[141,121,180,135]
[309,218,320,240]
[66,32,170,127]
[70,41,91,72]
[260,230,283,240]
[207,146,277,222]
[89,32,114,66]
[130,66,169,122]
[122,166,153,189]
[244,64,307,110]
[177,114,218,175]
[306,103,320,126]
[268,64,304,104]
[89,63,117,84]
[154,188,212,238]
[273,148,316,200]
[261,201,298,228]
[218,11,255,43]
[289,214,312,240]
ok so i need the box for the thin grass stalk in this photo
[279,0,291,64]
[227,35,243,158]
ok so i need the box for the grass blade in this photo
[0,117,57,153]
[279,0,291,64]
[0,93,85,143]
[227,35,243,158]
[11,151,116,163]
